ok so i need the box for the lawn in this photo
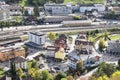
[64,0,104,4]
[88,33,104,42]
[110,34,120,40]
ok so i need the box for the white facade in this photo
[15,61,27,69]
[45,50,55,57]
[0,8,11,21]
[80,4,105,13]
[44,3,72,15]
[28,32,46,45]
[68,50,101,69]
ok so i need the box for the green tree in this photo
[67,76,74,80]
[93,62,116,77]
[33,5,40,17]
[55,72,67,80]
[48,32,57,41]
[117,59,120,70]
[110,71,120,80]
[88,76,97,80]
[28,68,36,77]
[10,62,17,80]
[16,68,23,77]
[24,10,29,16]
[97,75,109,80]
[40,70,53,80]
[61,78,67,80]
[99,38,105,50]
[76,60,83,73]
[31,60,38,69]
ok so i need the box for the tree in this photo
[99,38,105,51]
[48,32,57,41]
[104,29,109,41]
[76,60,83,73]
[97,75,109,80]
[55,72,67,80]
[22,45,28,53]
[24,10,29,16]
[93,62,116,77]
[117,59,120,70]
[40,70,53,80]
[110,71,120,80]
[28,68,36,77]
[67,76,74,80]
[61,78,67,80]
[10,62,17,80]
[16,68,23,77]
[31,60,38,69]
[33,5,40,17]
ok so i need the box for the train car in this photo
[61,20,92,27]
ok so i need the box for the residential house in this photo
[107,40,120,55]
[54,47,65,60]
[8,5,22,16]
[75,33,93,54]
[112,7,120,14]
[68,50,101,69]
[54,38,67,49]
[0,46,25,61]
[10,56,27,69]
[68,33,101,69]
[27,31,46,49]
[79,4,105,13]
[44,3,72,15]
[0,6,11,21]
[45,46,56,58]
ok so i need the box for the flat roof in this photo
[30,32,45,36]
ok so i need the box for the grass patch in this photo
[88,33,103,42]
[110,34,120,40]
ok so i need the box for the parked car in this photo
[39,64,45,69]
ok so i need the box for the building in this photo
[79,4,105,13]
[8,5,22,16]
[28,31,46,46]
[43,16,73,23]
[68,50,101,69]
[107,40,120,55]
[44,3,72,15]
[112,7,120,14]
[74,33,93,54]
[68,33,101,69]
[62,20,92,27]
[10,56,27,69]
[0,46,25,61]
[54,38,67,49]
[0,6,10,21]
[45,46,56,58]
[54,47,65,60]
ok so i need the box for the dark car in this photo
[39,64,45,69]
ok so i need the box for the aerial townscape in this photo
[0,0,120,80]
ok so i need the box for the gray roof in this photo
[30,32,45,36]
[11,56,26,63]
